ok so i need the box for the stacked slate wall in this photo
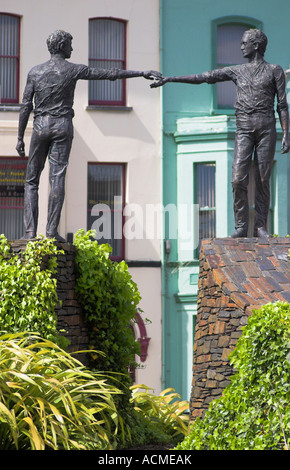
[190,252,247,418]
[10,240,89,360]
[190,237,290,419]
[54,243,89,358]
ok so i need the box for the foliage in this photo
[130,385,189,443]
[73,230,141,386]
[0,235,66,347]
[0,332,122,450]
[0,231,191,450]
[73,230,190,446]
[119,407,177,448]
[176,301,290,450]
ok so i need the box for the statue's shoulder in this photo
[227,63,246,74]
[66,60,87,70]
[63,60,89,76]
[28,61,50,77]
[272,63,284,71]
[263,61,283,71]
[265,62,285,77]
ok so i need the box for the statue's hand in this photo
[150,77,168,88]
[16,139,25,157]
[143,70,163,80]
[281,135,290,154]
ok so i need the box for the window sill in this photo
[86,105,133,112]
[211,108,235,116]
[166,259,200,267]
[0,104,22,112]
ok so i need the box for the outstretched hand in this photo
[143,70,163,81]
[150,77,168,88]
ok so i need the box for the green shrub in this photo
[0,231,191,450]
[129,385,189,444]
[0,332,122,450]
[177,301,290,450]
[119,408,177,449]
[0,235,66,346]
[73,230,141,382]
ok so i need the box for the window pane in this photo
[217,25,248,65]
[217,80,237,109]
[0,158,26,239]
[217,24,248,109]
[195,163,216,241]
[89,18,125,105]
[0,14,19,103]
[0,57,17,101]
[87,164,124,259]
[199,211,216,240]
[89,59,123,102]
[196,163,215,208]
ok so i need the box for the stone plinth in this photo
[190,237,290,419]
[10,240,89,361]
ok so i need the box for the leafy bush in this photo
[0,235,65,346]
[176,301,290,450]
[0,231,190,450]
[130,385,189,443]
[0,332,122,450]
[119,407,177,448]
[73,230,141,385]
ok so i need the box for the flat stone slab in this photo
[202,237,290,314]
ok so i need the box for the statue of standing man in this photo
[152,29,290,238]
[16,30,161,242]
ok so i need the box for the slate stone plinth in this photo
[190,237,290,419]
[9,240,89,363]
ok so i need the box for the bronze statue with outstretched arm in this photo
[16,30,162,242]
[152,29,290,238]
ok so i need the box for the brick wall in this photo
[190,237,290,419]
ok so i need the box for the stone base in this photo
[9,240,89,362]
[190,237,290,419]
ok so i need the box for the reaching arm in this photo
[16,74,34,157]
[151,74,207,88]
[275,66,290,154]
[87,67,162,81]
[150,68,235,88]
[114,69,162,80]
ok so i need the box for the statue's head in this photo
[47,30,73,56]
[245,29,268,56]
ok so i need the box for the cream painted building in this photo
[0,0,162,392]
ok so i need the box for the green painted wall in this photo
[160,0,290,401]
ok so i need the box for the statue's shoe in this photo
[46,232,66,243]
[230,228,248,238]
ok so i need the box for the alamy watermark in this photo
[90,196,200,250]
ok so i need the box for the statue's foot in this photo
[230,228,248,238]
[21,232,36,240]
[254,226,271,239]
[46,232,66,243]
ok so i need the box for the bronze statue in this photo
[152,29,290,238]
[16,30,161,242]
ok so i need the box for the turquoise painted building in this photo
[159,0,290,401]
